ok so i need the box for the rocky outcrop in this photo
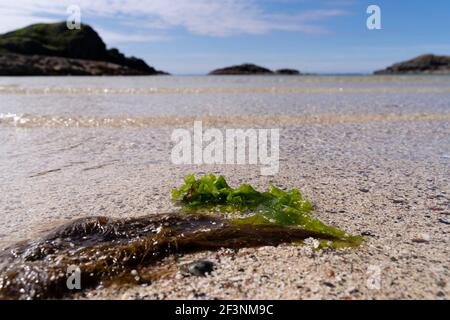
[209,63,273,75]
[0,22,168,75]
[275,68,301,75]
[374,54,450,74]
[209,63,301,75]
[0,53,160,76]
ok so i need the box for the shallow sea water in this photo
[0,75,449,247]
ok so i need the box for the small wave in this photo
[1,112,450,129]
[1,87,450,95]
[0,113,158,128]
[0,113,33,125]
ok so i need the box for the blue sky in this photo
[2,0,450,74]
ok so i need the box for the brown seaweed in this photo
[0,212,345,299]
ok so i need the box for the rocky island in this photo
[209,63,301,75]
[374,54,450,75]
[0,22,168,76]
[275,68,301,75]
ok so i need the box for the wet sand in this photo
[0,76,449,299]
[81,120,449,299]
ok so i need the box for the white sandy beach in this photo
[0,76,449,299]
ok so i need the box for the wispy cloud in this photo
[0,0,349,38]
[0,5,58,34]
[95,28,172,43]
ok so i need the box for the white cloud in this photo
[95,28,171,43]
[0,5,58,33]
[0,0,348,37]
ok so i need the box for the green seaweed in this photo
[0,174,363,299]
[172,174,362,247]
[0,213,349,299]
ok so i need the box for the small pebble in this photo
[187,259,215,276]
[412,233,430,243]
[346,287,359,295]
[359,188,370,193]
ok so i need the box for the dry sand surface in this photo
[1,114,448,299]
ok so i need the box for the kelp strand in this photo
[0,213,349,299]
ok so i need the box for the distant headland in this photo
[0,22,168,76]
[209,63,301,75]
[374,54,450,75]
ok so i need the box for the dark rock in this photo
[187,260,215,276]
[359,188,370,193]
[347,288,359,295]
[361,231,375,237]
[323,281,335,288]
[275,68,301,75]
[0,53,155,76]
[438,218,450,225]
[437,279,447,288]
[0,22,168,75]
[209,63,273,75]
[374,54,450,75]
